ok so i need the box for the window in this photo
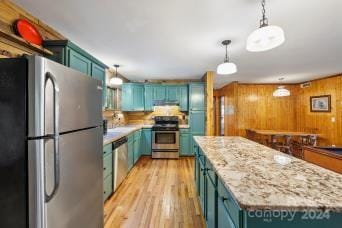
[220,96,225,136]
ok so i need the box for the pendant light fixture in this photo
[246,0,285,52]
[273,78,290,97]
[217,40,237,75]
[109,65,123,85]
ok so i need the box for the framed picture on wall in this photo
[310,95,331,112]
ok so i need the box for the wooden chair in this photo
[272,135,292,155]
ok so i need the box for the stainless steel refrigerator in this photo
[0,56,103,228]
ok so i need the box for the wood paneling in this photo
[296,75,342,146]
[203,71,214,136]
[237,84,298,136]
[0,0,64,57]
[215,75,342,146]
[104,156,205,228]
[217,82,239,136]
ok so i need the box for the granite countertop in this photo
[103,125,146,145]
[194,136,342,212]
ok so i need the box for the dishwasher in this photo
[112,136,128,191]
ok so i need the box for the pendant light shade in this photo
[273,78,290,97]
[217,62,237,75]
[247,25,285,52]
[273,86,290,97]
[247,0,285,52]
[217,40,237,75]
[110,65,123,85]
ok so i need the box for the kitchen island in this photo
[193,136,342,228]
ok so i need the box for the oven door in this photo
[152,131,179,150]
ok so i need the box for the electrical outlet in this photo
[331,117,336,122]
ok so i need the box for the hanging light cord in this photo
[260,0,268,27]
[224,44,229,63]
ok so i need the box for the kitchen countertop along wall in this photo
[194,136,342,212]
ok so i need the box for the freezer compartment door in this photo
[27,56,102,137]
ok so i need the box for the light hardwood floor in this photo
[104,156,205,228]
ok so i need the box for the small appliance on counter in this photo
[152,116,179,159]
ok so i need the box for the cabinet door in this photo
[122,84,132,111]
[206,174,216,228]
[179,86,188,111]
[180,133,191,156]
[68,48,91,75]
[190,111,205,134]
[217,197,236,228]
[127,135,134,170]
[190,83,205,111]
[133,138,139,164]
[133,85,145,111]
[166,86,179,101]
[142,129,152,155]
[199,159,206,217]
[91,63,106,108]
[153,86,166,101]
[144,85,153,111]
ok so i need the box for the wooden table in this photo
[248,129,320,151]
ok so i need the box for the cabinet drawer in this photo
[103,152,112,179]
[103,175,113,202]
[217,178,241,228]
[180,128,190,134]
[103,143,112,156]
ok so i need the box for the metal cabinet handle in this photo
[221,196,228,202]
[44,72,60,203]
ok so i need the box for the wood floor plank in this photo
[104,156,205,228]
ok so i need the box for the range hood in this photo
[153,99,179,106]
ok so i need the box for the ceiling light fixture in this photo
[273,78,290,97]
[109,65,123,85]
[246,0,285,52]
[217,40,237,75]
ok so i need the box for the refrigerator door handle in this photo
[44,72,60,202]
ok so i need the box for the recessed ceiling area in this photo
[13,0,342,88]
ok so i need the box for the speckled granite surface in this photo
[194,136,342,212]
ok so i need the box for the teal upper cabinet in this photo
[122,84,133,111]
[43,40,108,109]
[68,48,92,75]
[189,83,205,111]
[166,86,179,101]
[122,83,145,111]
[144,85,154,111]
[92,63,106,108]
[133,85,145,111]
[154,85,166,101]
[179,85,188,111]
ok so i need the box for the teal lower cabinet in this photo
[180,128,192,156]
[142,128,152,155]
[133,129,142,164]
[194,141,342,228]
[103,143,113,202]
[127,134,134,170]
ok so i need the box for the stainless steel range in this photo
[152,116,179,159]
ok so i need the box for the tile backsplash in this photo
[126,106,188,125]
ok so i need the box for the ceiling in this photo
[14,0,342,88]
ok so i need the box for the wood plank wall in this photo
[215,75,342,146]
[203,71,214,136]
[296,75,342,146]
[0,0,65,57]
